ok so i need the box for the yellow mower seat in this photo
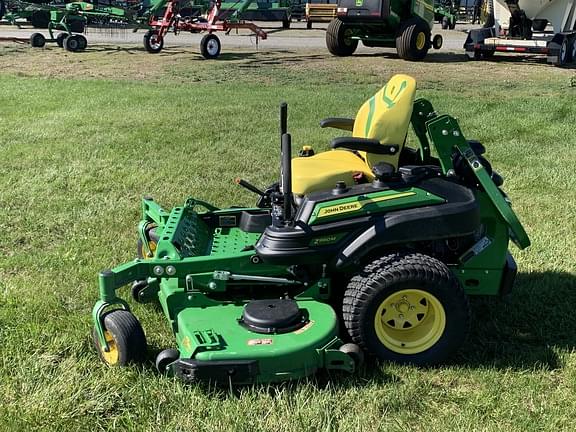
[292,74,417,196]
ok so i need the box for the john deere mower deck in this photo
[92,74,530,385]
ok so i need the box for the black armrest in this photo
[330,137,400,155]
[319,117,355,131]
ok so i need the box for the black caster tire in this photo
[93,310,147,366]
[326,18,358,57]
[64,34,81,52]
[30,32,46,48]
[56,32,68,48]
[143,29,164,54]
[395,17,431,61]
[200,34,221,59]
[156,349,180,374]
[339,343,364,369]
[343,251,470,366]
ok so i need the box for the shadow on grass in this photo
[458,270,576,370]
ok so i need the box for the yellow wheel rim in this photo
[140,240,157,259]
[100,331,119,365]
[374,289,446,355]
[416,32,426,50]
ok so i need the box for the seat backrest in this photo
[352,74,417,170]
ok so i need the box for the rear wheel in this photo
[326,18,358,56]
[449,17,456,30]
[396,17,431,61]
[342,252,470,366]
[200,34,221,59]
[93,310,147,366]
[143,29,164,53]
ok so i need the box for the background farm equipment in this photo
[143,0,267,58]
[326,0,444,61]
[27,1,137,51]
[435,0,460,29]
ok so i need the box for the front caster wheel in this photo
[93,310,147,366]
[339,343,364,370]
[156,349,180,374]
[343,252,470,366]
[200,34,221,59]
[144,29,164,53]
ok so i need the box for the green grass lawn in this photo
[1,45,576,431]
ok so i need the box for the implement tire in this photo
[326,18,358,56]
[396,17,431,61]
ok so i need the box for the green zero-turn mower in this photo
[92,74,530,385]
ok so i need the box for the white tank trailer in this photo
[464,0,576,65]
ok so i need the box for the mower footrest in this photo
[173,359,259,384]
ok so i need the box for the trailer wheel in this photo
[441,17,449,30]
[559,39,568,66]
[326,19,358,57]
[56,32,68,48]
[93,310,147,366]
[282,19,291,29]
[30,32,46,48]
[64,35,81,52]
[396,17,431,61]
[342,251,470,366]
[144,30,164,54]
[30,10,50,29]
[200,34,221,59]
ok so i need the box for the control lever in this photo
[234,178,265,197]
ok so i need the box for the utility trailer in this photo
[464,0,576,66]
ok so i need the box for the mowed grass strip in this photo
[0,50,575,431]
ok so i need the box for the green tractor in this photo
[92,74,530,385]
[325,0,444,60]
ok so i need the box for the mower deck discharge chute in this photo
[92,74,530,385]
